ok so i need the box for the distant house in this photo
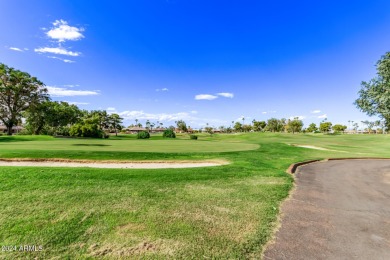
[125,127,147,134]
[152,127,165,133]
[0,125,24,134]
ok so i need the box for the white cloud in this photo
[289,116,306,120]
[106,107,116,111]
[63,84,79,88]
[9,47,23,52]
[64,101,89,105]
[46,20,84,42]
[118,110,226,127]
[235,116,251,122]
[195,94,218,100]
[46,86,99,97]
[35,47,80,56]
[318,114,327,119]
[47,56,75,63]
[262,110,276,115]
[156,88,169,92]
[190,110,198,114]
[311,110,321,114]
[217,92,234,98]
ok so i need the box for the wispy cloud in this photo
[46,20,84,42]
[36,20,84,63]
[318,114,327,119]
[46,86,99,97]
[117,110,226,127]
[195,94,218,100]
[217,92,234,98]
[262,111,277,114]
[195,92,234,100]
[35,47,80,56]
[311,110,321,114]
[289,116,306,120]
[235,116,251,122]
[9,47,23,52]
[106,107,116,111]
[64,101,89,105]
[156,88,169,92]
[47,56,75,63]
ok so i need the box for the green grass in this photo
[1,133,389,259]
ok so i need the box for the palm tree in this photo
[242,117,245,125]
[146,120,151,132]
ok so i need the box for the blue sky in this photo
[2,0,390,128]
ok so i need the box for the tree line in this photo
[0,63,123,137]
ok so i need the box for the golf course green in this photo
[1,133,389,258]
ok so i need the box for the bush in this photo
[69,123,105,138]
[162,129,176,138]
[137,131,150,139]
[190,134,198,140]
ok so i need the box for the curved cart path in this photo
[264,159,390,259]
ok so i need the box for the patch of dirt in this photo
[89,240,183,257]
[0,158,229,169]
[289,144,347,152]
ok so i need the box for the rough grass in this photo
[0,133,389,259]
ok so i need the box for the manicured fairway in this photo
[0,135,259,160]
[1,133,389,259]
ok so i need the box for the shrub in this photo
[137,131,150,139]
[190,134,198,140]
[163,129,176,138]
[69,123,105,138]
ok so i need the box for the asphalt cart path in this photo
[264,159,390,259]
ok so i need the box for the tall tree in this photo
[108,113,123,136]
[266,118,284,132]
[355,52,390,130]
[24,101,81,135]
[320,121,332,133]
[306,123,318,133]
[287,117,303,134]
[0,63,48,135]
[234,121,242,132]
[252,120,267,132]
[176,120,188,132]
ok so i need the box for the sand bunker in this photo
[289,144,349,153]
[293,145,331,151]
[0,159,229,169]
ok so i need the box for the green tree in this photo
[176,120,188,132]
[320,121,332,133]
[204,126,214,135]
[108,113,123,136]
[355,52,390,130]
[287,117,303,134]
[242,124,252,132]
[0,63,49,135]
[24,101,82,135]
[332,124,347,133]
[252,120,266,132]
[234,121,242,132]
[266,118,284,132]
[307,123,318,133]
